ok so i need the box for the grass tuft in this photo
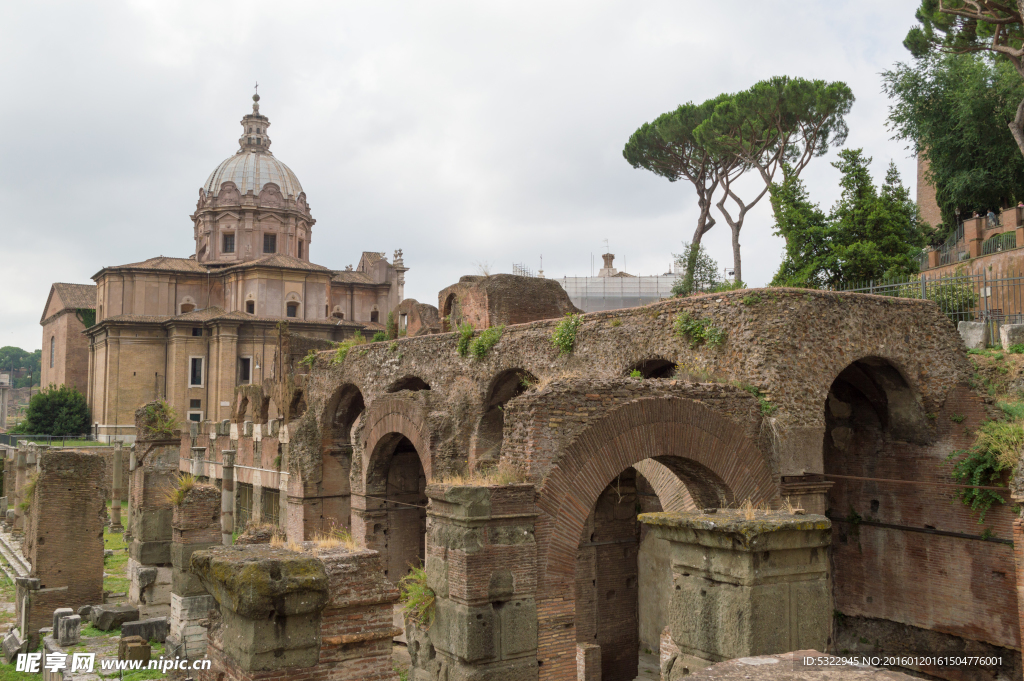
[399,566,436,629]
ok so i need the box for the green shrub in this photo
[742,293,761,306]
[23,384,91,435]
[999,401,1024,420]
[330,332,367,366]
[140,401,178,438]
[630,370,643,379]
[738,384,777,416]
[551,313,584,356]
[469,326,504,359]
[610,319,622,327]
[1009,344,1024,354]
[386,311,399,340]
[372,331,387,343]
[456,323,475,357]
[17,473,38,512]
[399,566,436,629]
[947,419,1023,521]
[299,350,318,369]
[673,312,726,348]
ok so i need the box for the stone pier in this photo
[16,450,106,649]
[166,483,220,660]
[191,543,399,681]
[638,510,832,678]
[407,483,539,681]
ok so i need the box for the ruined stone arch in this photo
[321,383,366,452]
[288,388,307,421]
[386,375,431,393]
[471,368,536,470]
[626,357,676,379]
[534,396,774,598]
[441,292,456,332]
[823,355,929,444]
[361,398,432,494]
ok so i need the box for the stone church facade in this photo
[44,94,411,438]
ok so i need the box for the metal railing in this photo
[937,223,968,266]
[840,271,1024,344]
[0,433,102,447]
[982,231,1017,255]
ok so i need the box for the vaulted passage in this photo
[383,436,427,582]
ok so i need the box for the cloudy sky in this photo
[1,1,922,352]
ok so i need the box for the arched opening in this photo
[288,390,306,420]
[319,385,365,533]
[534,397,776,681]
[441,293,456,332]
[472,369,536,469]
[180,303,196,314]
[627,358,676,379]
[575,459,732,680]
[822,357,1014,661]
[387,376,431,393]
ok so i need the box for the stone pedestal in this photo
[127,437,179,616]
[638,510,832,674]
[409,483,539,681]
[167,483,221,659]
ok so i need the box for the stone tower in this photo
[191,93,315,265]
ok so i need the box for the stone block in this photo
[577,642,601,681]
[218,606,320,670]
[91,604,140,631]
[51,608,74,633]
[117,635,151,663]
[76,605,92,618]
[2,629,25,663]
[129,540,170,566]
[958,321,988,349]
[57,615,80,647]
[121,617,169,643]
[433,599,496,663]
[1001,323,1024,350]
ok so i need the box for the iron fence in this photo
[0,433,101,447]
[983,231,1017,255]
[840,271,1024,345]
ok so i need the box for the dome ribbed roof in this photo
[203,150,303,199]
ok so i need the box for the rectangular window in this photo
[298,241,304,259]
[192,327,202,337]
[245,300,255,314]
[239,357,252,383]
[187,411,203,423]
[263,234,276,253]
[190,357,204,387]
[223,234,235,253]
[370,310,379,323]
[189,399,202,409]
[286,303,298,318]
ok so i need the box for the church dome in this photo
[201,92,303,200]
[202,151,303,199]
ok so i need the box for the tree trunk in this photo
[682,197,716,295]
[1010,95,1024,159]
[731,224,742,286]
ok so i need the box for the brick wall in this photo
[23,451,105,644]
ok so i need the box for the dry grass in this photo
[270,526,359,555]
[528,368,584,393]
[163,473,197,507]
[438,460,527,486]
[730,496,804,519]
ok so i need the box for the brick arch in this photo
[361,397,431,494]
[633,459,695,512]
[534,396,774,600]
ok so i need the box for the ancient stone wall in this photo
[20,450,106,648]
[437,274,581,331]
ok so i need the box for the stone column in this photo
[13,448,27,534]
[125,448,136,541]
[409,483,539,681]
[110,443,124,533]
[638,509,832,676]
[167,483,220,660]
[220,450,234,545]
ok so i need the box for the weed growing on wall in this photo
[330,332,367,366]
[551,313,583,356]
[947,418,1022,521]
[163,473,197,507]
[738,384,777,416]
[470,326,504,359]
[456,323,475,357]
[399,566,436,629]
[674,312,726,348]
[630,370,643,379]
[299,350,318,369]
[142,401,178,438]
[17,473,38,512]
[372,331,387,343]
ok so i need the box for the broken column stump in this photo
[190,543,399,681]
[167,482,220,659]
[638,510,832,676]
[16,451,106,649]
[408,483,539,681]
[127,404,180,616]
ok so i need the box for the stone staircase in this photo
[0,525,31,581]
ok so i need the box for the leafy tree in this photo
[671,242,721,296]
[623,95,741,295]
[884,52,1024,240]
[905,0,1024,156]
[23,384,90,436]
[695,77,855,284]
[0,347,41,389]
[770,150,927,289]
